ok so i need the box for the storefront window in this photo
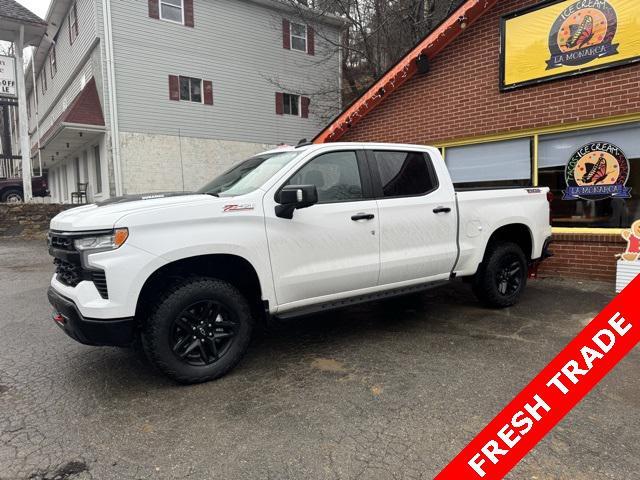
[539,123,640,228]
[446,138,531,188]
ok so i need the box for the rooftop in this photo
[0,0,47,45]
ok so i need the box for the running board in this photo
[276,280,450,320]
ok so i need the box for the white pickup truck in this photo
[47,142,552,383]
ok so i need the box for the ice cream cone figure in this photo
[621,220,640,262]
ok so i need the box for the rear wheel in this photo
[473,242,527,308]
[142,278,253,383]
[1,188,23,203]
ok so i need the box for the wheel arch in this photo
[484,223,533,261]
[135,253,264,321]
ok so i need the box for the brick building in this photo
[315,0,640,282]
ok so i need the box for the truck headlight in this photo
[74,228,129,251]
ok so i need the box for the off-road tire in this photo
[472,242,527,308]
[142,278,253,384]
[1,188,23,203]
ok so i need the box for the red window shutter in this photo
[203,80,213,105]
[307,27,315,56]
[301,96,310,118]
[184,0,194,27]
[169,75,180,101]
[275,92,284,115]
[148,0,159,19]
[282,19,290,49]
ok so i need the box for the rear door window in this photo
[372,151,437,198]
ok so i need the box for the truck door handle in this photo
[433,206,451,214]
[351,213,375,221]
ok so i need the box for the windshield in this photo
[198,151,300,197]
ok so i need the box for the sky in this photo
[16,0,51,19]
[0,1,51,60]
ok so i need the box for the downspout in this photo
[101,0,123,196]
[31,61,42,176]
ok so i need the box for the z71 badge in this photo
[223,204,254,212]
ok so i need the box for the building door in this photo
[61,165,68,203]
[73,157,80,190]
[93,145,102,194]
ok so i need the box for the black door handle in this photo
[433,206,451,214]
[351,213,375,221]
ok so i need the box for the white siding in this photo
[109,0,341,145]
[28,0,99,134]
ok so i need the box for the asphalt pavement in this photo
[0,239,638,480]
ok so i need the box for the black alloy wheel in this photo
[142,278,254,384]
[495,254,524,297]
[170,300,237,366]
[472,242,528,308]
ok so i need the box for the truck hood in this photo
[50,192,216,231]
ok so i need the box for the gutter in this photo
[101,0,123,197]
[313,0,498,143]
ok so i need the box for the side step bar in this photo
[276,280,450,320]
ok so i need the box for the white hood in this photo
[50,193,216,231]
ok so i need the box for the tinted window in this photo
[373,151,435,197]
[288,151,363,203]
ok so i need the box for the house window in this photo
[41,66,47,95]
[283,93,300,116]
[160,0,184,24]
[290,22,307,52]
[68,2,79,44]
[179,76,202,103]
[49,45,57,78]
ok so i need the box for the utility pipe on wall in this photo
[15,25,33,201]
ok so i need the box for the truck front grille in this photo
[48,233,74,251]
[54,258,81,287]
[49,230,109,299]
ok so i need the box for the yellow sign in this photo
[501,0,640,90]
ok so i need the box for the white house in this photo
[24,0,343,202]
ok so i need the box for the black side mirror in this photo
[275,184,318,219]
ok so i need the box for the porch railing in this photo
[0,158,21,178]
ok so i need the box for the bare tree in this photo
[272,0,461,114]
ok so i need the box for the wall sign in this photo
[0,55,17,98]
[500,0,640,90]
[563,141,631,200]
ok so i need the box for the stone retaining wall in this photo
[0,204,74,240]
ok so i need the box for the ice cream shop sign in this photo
[0,55,17,98]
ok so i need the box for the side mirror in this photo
[275,184,318,219]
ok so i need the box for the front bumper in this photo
[47,287,136,347]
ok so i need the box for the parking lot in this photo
[0,239,638,480]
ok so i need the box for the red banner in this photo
[435,275,640,479]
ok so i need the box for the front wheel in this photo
[472,242,527,308]
[142,278,254,384]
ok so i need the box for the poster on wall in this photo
[563,141,631,200]
[500,0,640,90]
